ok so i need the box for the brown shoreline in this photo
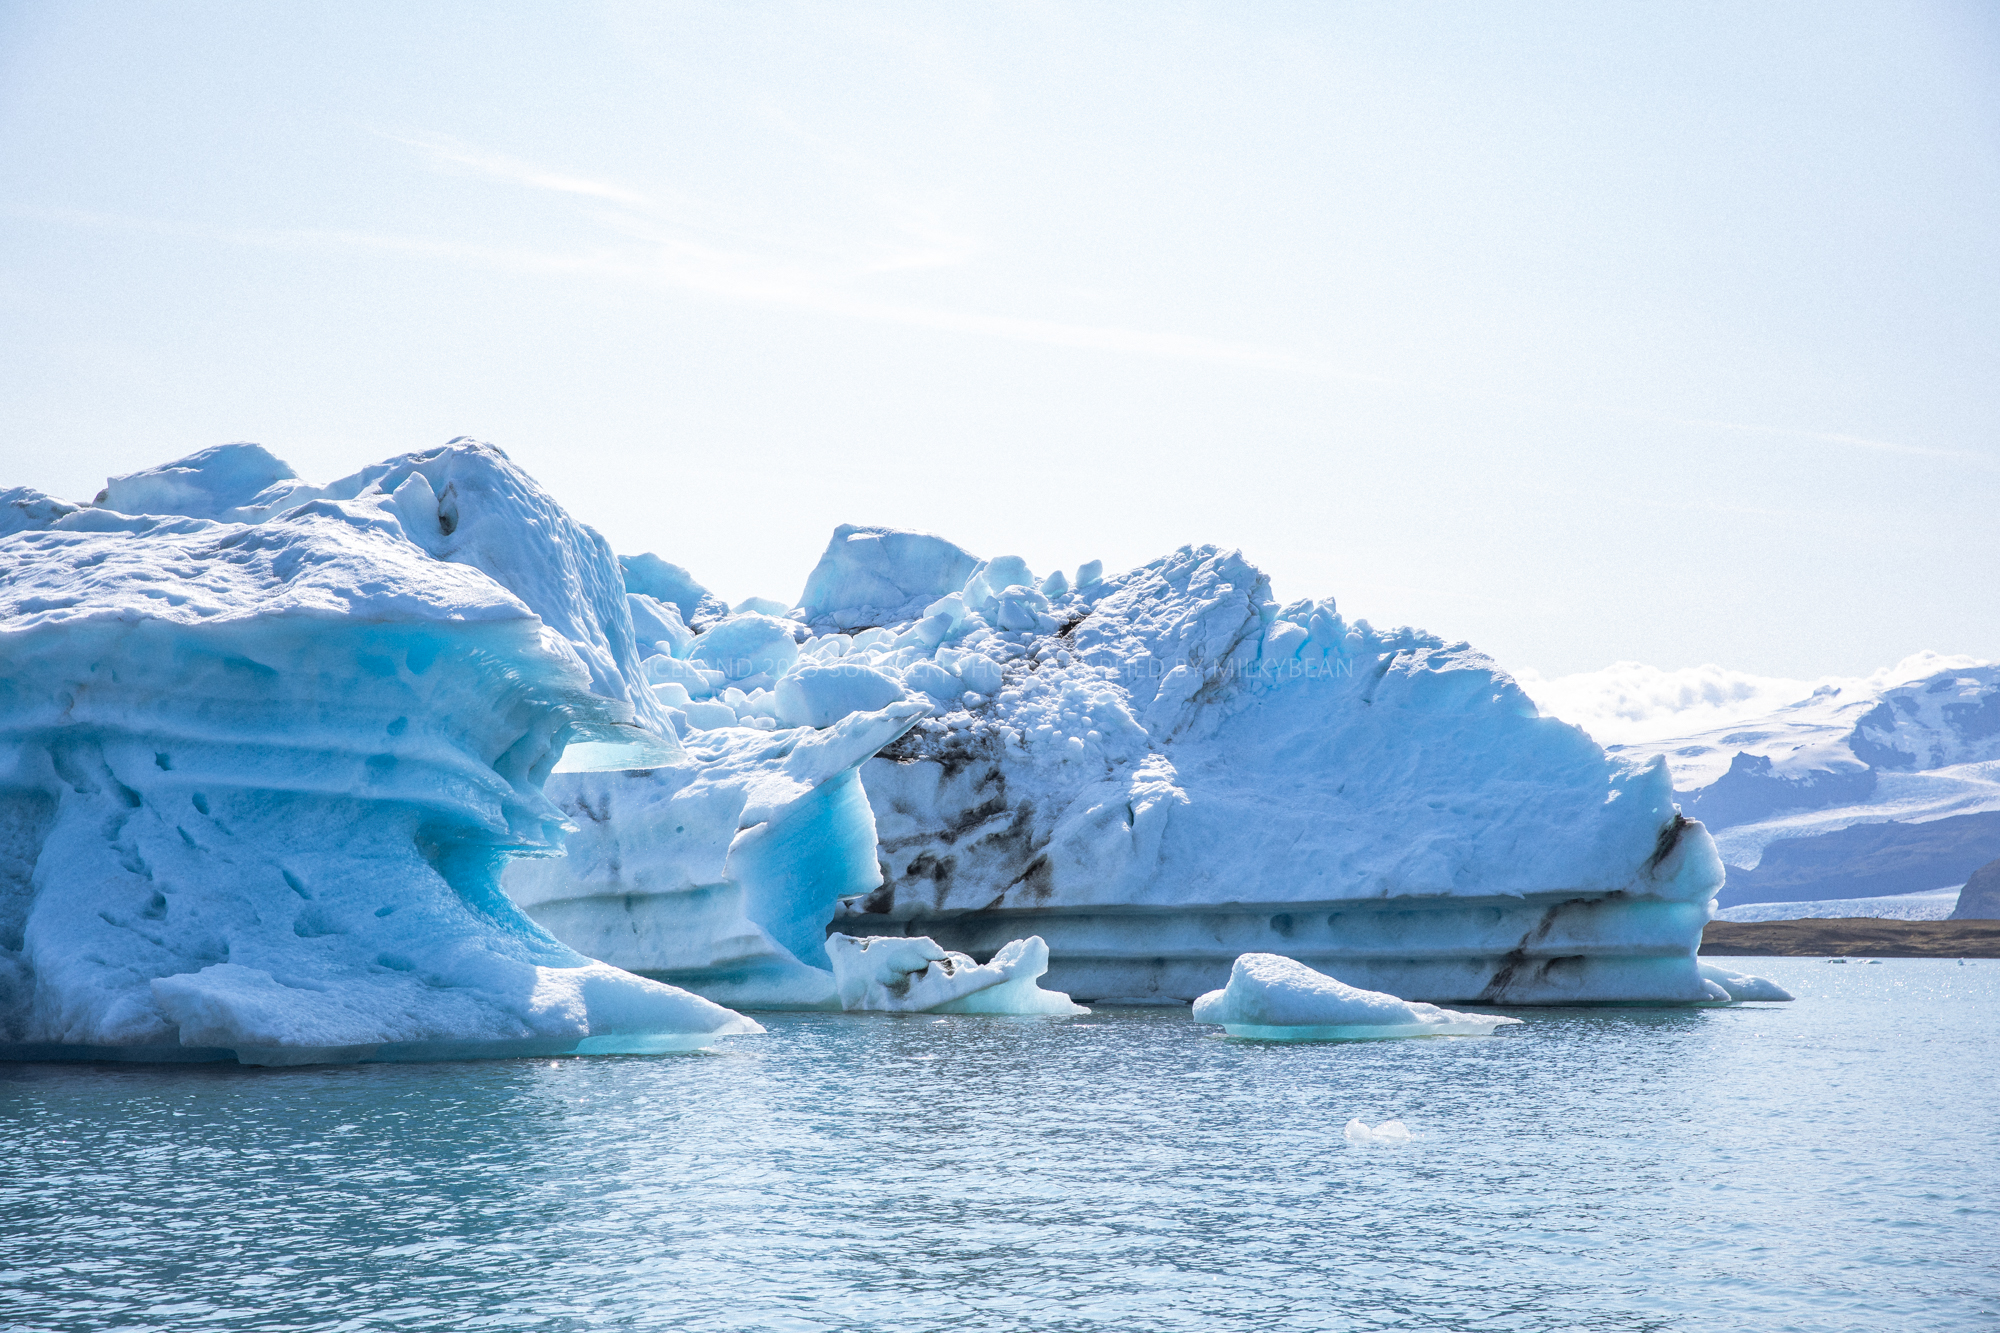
[1701,917,2000,958]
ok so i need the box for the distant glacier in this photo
[1717,886,1962,924]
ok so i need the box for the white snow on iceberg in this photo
[1192,954,1522,1040]
[0,441,759,1064]
[825,933,1086,1014]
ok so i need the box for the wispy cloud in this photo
[1673,415,1976,463]
[373,131,1337,375]
[384,132,653,207]
[18,131,1990,472]
[20,191,1330,377]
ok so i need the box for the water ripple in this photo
[2,960,1996,1331]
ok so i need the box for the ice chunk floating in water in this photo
[1696,962,1795,1002]
[1193,954,1522,1040]
[0,441,760,1064]
[825,934,1087,1014]
[1344,1118,1415,1145]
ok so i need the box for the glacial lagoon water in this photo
[3,958,1995,1333]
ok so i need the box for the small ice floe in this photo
[1192,953,1521,1041]
[824,934,1088,1015]
[1697,962,1794,1002]
[1344,1118,1414,1145]
[1826,958,1850,965]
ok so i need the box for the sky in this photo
[2,1,1996,679]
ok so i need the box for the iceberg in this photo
[1192,954,1522,1040]
[516,522,1733,1008]
[1344,1118,1415,1145]
[814,535,1727,1005]
[620,552,729,630]
[1695,962,1794,1002]
[0,442,760,1064]
[825,933,1086,1014]
[1952,857,1999,920]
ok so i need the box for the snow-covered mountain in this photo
[1520,658,2000,906]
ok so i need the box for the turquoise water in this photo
[3,958,1995,1332]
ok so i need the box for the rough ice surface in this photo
[825,933,1086,1014]
[1192,954,1522,1040]
[1344,1118,1414,1145]
[0,442,760,1064]
[619,552,729,630]
[75,440,680,742]
[797,525,982,628]
[1695,963,1794,1003]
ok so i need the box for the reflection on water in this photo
[3,960,1995,1332]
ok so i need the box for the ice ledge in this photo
[0,1030,757,1068]
[838,885,1721,920]
[836,891,1719,1004]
